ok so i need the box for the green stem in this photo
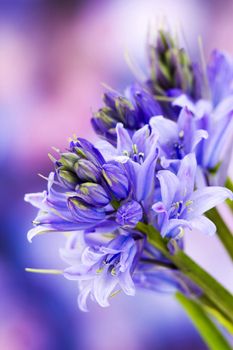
[200,296,233,335]
[171,250,233,324]
[206,208,233,261]
[226,177,233,212]
[137,223,233,325]
[176,292,232,350]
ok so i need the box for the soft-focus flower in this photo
[60,230,201,310]
[97,121,159,201]
[150,106,208,168]
[60,231,138,310]
[25,137,134,240]
[91,84,161,145]
[146,29,201,103]
[152,154,232,238]
[173,50,233,186]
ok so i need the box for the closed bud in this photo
[76,183,110,207]
[58,152,80,170]
[68,197,106,223]
[102,161,130,200]
[74,159,101,182]
[70,138,105,168]
[116,200,143,228]
[57,167,78,189]
[129,84,162,123]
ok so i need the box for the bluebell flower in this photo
[60,228,203,310]
[171,50,233,186]
[146,29,202,102]
[150,106,208,168]
[25,32,233,314]
[60,232,138,310]
[152,154,232,238]
[91,84,161,145]
[25,136,134,240]
[116,200,143,228]
[207,50,233,106]
[97,121,159,201]
[102,161,130,200]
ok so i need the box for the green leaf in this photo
[176,292,232,350]
[206,207,233,261]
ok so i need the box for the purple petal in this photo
[116,123,132,154]
[190,215,216,236]
[119,270,135,295]
[189,186,233,217]
[156,170,179,209]
[24,192,46,209]
[77,281,92,312]
[93,270,118,307]
[191,129,208,151]
[81,247,105,267]
[161,218,192,238]
[177,153,197,200]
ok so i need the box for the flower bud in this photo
[129,84,162,123]
[58,152,80,170]
[74,159,101,183]
[70,138,105,167]
[116,200,143,228]
[57,167,78,190]
[75,183,110,207]
[68,197,106,223]
[102,161,130,200]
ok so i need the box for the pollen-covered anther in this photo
[132,143,138,154]
[179,130,184,139]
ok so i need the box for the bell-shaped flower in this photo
[91,84,161,145]
[97,122,159,201]
[150,107,208,169]
[152,153,233,238]
[60,232,138,310]
[173,50,233,186]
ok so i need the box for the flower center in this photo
[123,143,145,164]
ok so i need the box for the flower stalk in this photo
[206,208,233,261]
[138,223,233,326]
[176,292,232,350]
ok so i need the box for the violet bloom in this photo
[60,232,138,311]
[97,121,159,201]
[152,154,232,239]
[25,137,134,241]
[150,107,208,169]
[146,29,202,120]
[60,229,202,310]
[91,84,161,145]
[174,50,233,186]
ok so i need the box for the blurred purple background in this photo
[1,0,233,349]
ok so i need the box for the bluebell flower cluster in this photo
[25,29,233,310]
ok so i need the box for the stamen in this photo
[179,130,184,139]
[138,152,144,164]
[123,150,130,157]
[132,144,138,154]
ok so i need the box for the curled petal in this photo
[190,216,216,236]
[189,186,233,218]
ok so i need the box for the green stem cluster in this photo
[136,222,233,349]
